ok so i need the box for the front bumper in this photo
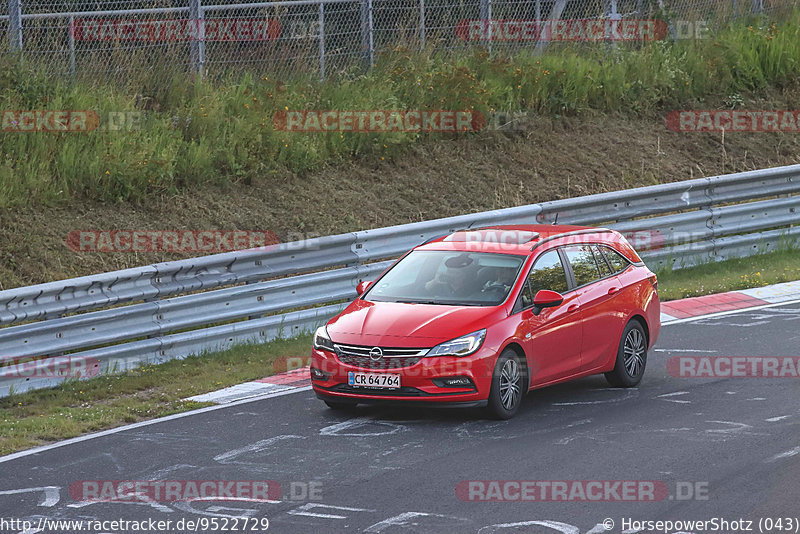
[310,345,498,405]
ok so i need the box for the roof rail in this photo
[530,228,614,251]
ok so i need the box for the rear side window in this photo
[563,245,601,287]
[591,245,613,277]
[601,246,631,273]
[528,249,570,296]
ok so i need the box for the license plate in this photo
[348,372,400,389]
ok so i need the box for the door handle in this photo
[608,286,619,295]
[567,304,580,313]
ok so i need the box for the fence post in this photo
[69,15,76,79]
[9,0,22,52]
[318,1,325,80]
[479,0,491,54]
[189,0,205,78]
[419,0,425,50]
[360,0,374,69]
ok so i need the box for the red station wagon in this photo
[311,225,661,419]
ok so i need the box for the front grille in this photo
[333,343,429,370]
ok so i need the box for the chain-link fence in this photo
[0,0,790,82]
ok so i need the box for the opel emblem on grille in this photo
[369,347,384,361]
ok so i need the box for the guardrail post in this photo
[318,1,325,80]
[189,0,205,78]
[360,0,374,69]
[9,0,22,52]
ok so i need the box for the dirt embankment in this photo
[4,97,800,290]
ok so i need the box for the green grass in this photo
[0,335,311,455]
[2,13,800,207]
[655,249,800,301]
[1,248,799,455]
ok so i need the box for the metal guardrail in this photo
[1,164,799,396]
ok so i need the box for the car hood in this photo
[326,299,503,347]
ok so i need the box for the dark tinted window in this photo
[601,246,631,273]
[591,245,612,277]
[366,250,525,306]
[528,249,569,296]
[517,281,534,309]
[563,245,601,287]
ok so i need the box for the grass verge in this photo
[1,249,798,455]
[655,248,800,301]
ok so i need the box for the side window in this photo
[518,280,533,309]
[591,245,612,277]
[528,249,569,296]
[601,246,631,274]
[563,245,601,287]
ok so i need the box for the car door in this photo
[561,244,623,373]
[515,248,583,386]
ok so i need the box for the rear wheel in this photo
[605,320,648,387]
[487,349,525,419]
[324,400,358,411]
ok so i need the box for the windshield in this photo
[364,250,526,306]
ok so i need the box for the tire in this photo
[487,349,526,420]
[324,400,358,411]
[605,320,648,387]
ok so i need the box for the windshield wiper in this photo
[393,299,443,305]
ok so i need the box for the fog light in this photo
[432,376,475,388]
[310,367,330,381]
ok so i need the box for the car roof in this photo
[416,224,611,255]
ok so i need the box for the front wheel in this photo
[605,320,648,387]
[487,349,525,420]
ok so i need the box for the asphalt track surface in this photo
[1,303,800,534]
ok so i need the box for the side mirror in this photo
[532,289,564,315]
[356,280,373,296]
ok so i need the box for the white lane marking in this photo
[287,503,374,519]
[766,415,792,422]
[319,418,405,437]
[366,512,471,533]
[654,349,717,353]
[767,447,800,462]
[0,487,60,507]
[662,297,800,326]
[0,386,311,465]
[552,389,637,406]
[478,520,580,534]
[748,397,767,401]
[705,420,752,434]
[656,391,691,404]
[214,435,304,464]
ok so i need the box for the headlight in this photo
[313,326,336,352]
[425,329,486,358]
